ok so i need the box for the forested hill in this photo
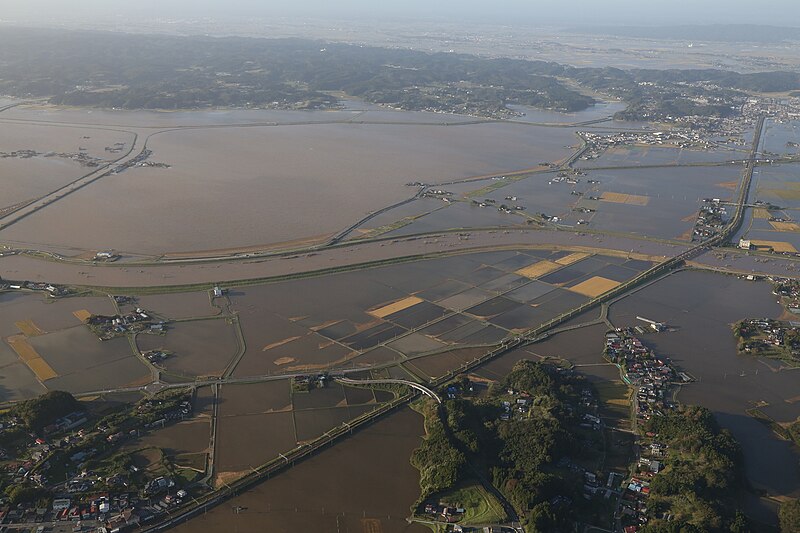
[0,27,799,118]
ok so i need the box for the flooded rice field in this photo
[174,407,426,533]
[215,380,386,477]
[761,119,800,156]
[508,101,627,124]
[379,163,742,241]
[0,122,134,211]
[577,144,746,169]
[609,270,800,504]
[135,292,219,320]
[220,249,649,378]
[0,292,123,401]
[737,163,800,252]
[136,319,239,378]
[1,109,578,254]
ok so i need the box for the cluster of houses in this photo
[0,395,196,530]
[470,197,525,213]
[605,329,679,421]
[578,129,714,162]
[772,278,800,312]
[0,149,103,168]
[422,502,466,523]
[85,309,165,340]
[617,438,669,532]
[692,199,727,241]
[2,488,189,531]
[735,318,800,360]
[143,350,171,364]
[0,278,70,298]
[423,189,454,203]
[499,388,531,421]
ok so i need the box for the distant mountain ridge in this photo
[567,24,800,44]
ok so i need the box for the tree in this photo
[780,499,800,533]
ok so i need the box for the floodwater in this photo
[578,145,743,169]
[761,120,800,156]
[0,122,134,210]
[1,107,579,255]
[173,407,426,533]
[508,100,627,124]
[609,270,800,519]
[0,292,118,401]
[136,319,239,378]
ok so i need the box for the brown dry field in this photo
[753,208,772,219]
[600,191,650,206]
[14,319,45,337]
[5,334,58,381]
[555,252,592,266]
[368,296,424,318]
[769,221,800,232]
[515,260,562,279]
[72,310,92,322]
[751,240,799,253]
[0,118,577,255]
[568,276,622,297]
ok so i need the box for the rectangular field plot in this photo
[25,329,150,393]
[0,293,116,339]
[219,382,292,417]
[515,260,562,279]
[436,288,496,311]
[568,276,621,297]
[292,383,347,410]
[137,319,239,378]
[383,301,448,329]
[386,333,447,356]
[136,292,218,320]
[215,412,296,474]
[465,297,522,319]
[368,296,424,318]
[600,192,650,206]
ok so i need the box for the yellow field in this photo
[361,519,384,533]
[15,319,45,337]
[753,208,772,219]
[73,309,93,322]
[6,334,58,381]
[750,240,799,253]
[568,276,621,297]
[764,188,800,201]
[262,336,301,351]
[769,221,800,232]
[555,252,591,266]
[715,180,739,191]
[273,357,296,366]
[600,192,650,206]
[368,296,423,318]
[515,260,561,279]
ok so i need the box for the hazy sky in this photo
[2,0,800,27]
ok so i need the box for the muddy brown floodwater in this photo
[610,269,800,524]
[173,407,427,533]
[0,115,578,255]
